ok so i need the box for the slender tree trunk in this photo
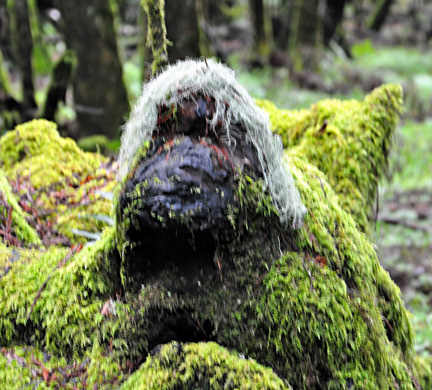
[164,0,200,63]
[8,0,37,115]
[249,0,271,59]
[195,0,214,58]
[142,0,169,76]
[42,50,75,121]
[324,0,347,45]
[367,0,394,32]
[272,0,291,51]
[0,0,12,60]
[53,0,129,139]
[203,0,224,25]
[289,0,325,70]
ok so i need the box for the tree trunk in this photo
[272,0,291,51]
[0,0,12,61]
[289,0,325,70]
[42,50,75,121]
[249,0,271,60]
[142,0,170,76]
[323,0,347,45]
[53,0,129,139]
[165,0,200,63]
[202,0,224,25]
[8,0,37,116]
[367,0,394,32]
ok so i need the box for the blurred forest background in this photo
[0,0,431,363]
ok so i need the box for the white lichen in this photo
[118,59,306,226]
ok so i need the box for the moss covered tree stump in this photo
[0,60,430,389]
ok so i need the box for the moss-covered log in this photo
[0,60,430,389]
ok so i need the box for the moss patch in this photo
[0,86,425,388]
[0,120,116,245]
[0,168,40,246]
[257,84,403,235]
[124,342,291,389]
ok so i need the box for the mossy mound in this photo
[0,120,116,245]
[124,342,290,390]
[0,159,420,389]
[257,84,403,235]
[1,85,430,388]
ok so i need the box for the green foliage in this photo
[354,46,432,78]
[257,84,403,235]
[78,134,110,154]
[351,39,375,58]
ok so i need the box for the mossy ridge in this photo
[0,119,116,245]
[123,342,291,390]
[257,84,403,235]
[0,168,40,246]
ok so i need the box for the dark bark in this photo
[368,0,394,32]
[202,0,225,25]
[289,0,325,70]
[165,0,200,63]
[118,97,263,290]
[42,50,75,121]
[9,0,37,115]
[53,0,129,139]
[323,0,347,45]
[272,0,291,51]
[249,0,271,59]
[0,0,12,60]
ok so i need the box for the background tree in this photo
[7,0,37,118]
[367,0,395,32]
[52,0,129,139]
[249,0,271,62]
[165,0,200,63]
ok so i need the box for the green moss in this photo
[0,344,126,389]
[257,84,403,235]
[0,168,40,246]
[0,119,103,187]
[123,342,291,389]
[142,0,169,75]
[0,120,116,244]
[0,87,422,389]
[413,355,432,390]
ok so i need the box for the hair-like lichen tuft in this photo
[118,59,307,227]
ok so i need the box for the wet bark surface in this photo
[118,98,264,289]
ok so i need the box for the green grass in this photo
[389,119,432,191]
